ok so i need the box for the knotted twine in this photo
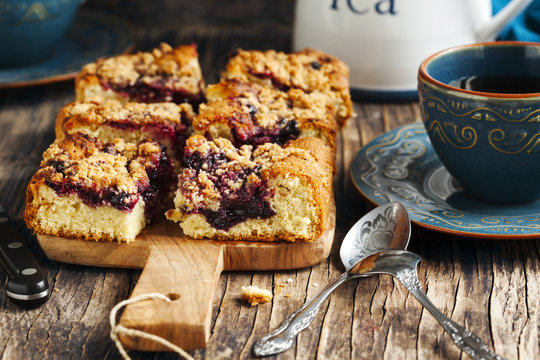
[109,293,195,360]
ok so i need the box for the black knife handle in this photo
[0,208,50,308]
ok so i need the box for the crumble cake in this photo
[222,48,353,127]
[55,101,195,162]
[193,79,337,148]
[165,135,333,242]
[24,133,175,242]
[75,43,205,105]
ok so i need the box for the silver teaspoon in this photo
[253,202,506,360]
[350,249,506,360]
[253,202,410,356]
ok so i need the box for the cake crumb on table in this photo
[241,285,273,306]
[213,347,233,360]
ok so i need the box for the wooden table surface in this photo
[1,5,539,360]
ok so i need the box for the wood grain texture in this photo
[36,203,335,352]
[120,237,224,352]
[1,4,539,360]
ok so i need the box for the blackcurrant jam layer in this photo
[43,136,175,217]
[139,143,176,218]
[101,78,204,106]
[201,178,275,230]
[247,69,291,92]
[230,118,300,147]
[62,101,195,162]
[180,141,276,230]
[83,43,205,106]
[45,175,140,213]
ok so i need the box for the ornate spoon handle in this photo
[395,267,507,360]
[252,272,352,357]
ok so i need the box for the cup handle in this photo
[476,0,534,41]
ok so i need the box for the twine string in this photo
[109,293,195,360]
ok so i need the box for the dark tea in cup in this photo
[449,75,540,93]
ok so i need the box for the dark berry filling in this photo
[45,176,138,213]
[47,160,65,174]
[101,78,204,106]
[108,120,179,146]
[101,144,119,155]
[202,180,275,230]
[247,69,290,92]
[181,149,276,230]
[310,61,321,70]
[141,145,176,218]
[230,118,300,147]
[44,142,175,217]
[173,107,195,159]
[184,148,227,171]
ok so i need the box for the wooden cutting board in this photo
[36,200,335,352]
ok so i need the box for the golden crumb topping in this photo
[193,80,338,145]
[197,84,282,130]
[186,135,315,172]
[84,43,204,95]
[222,48,353,125]
[62,100,194,127]
[224,48,349,93]
[38,133,163,194]
[175,135,317,212]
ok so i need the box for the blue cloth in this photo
[493,0,540,41]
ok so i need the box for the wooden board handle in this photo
[119,237,224,351]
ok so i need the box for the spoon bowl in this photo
[340,201,410,271]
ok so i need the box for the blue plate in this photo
[350,122,540,239]
[0,10,135,88]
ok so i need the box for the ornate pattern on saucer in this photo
[350,122,540,239]
[0,10,134,88]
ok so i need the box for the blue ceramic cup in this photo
[418,41,540,204]
[0,0,84,66]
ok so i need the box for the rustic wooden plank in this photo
[2,91,539,360]
[489,239,538,360]
[354,103,385,147]
[1,11,539,360]
[415,233,462,360]
[351,101,420,360]
[519,240,540,360]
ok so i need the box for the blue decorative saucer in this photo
[350,123,540,239]
[0,10,135,88]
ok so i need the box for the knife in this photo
[0,204,50,308]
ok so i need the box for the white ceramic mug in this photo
[293,0,534,99]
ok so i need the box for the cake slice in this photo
[165,135,333,242]
[222,48,353,127]
[75,43,205,105]
[55,101,195,163]
[193,79,337,149]
[24,133,175,243]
